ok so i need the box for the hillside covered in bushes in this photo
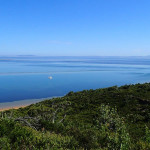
[1,83,150,149]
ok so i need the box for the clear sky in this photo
[0,0,150,56]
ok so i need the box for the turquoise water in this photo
[0,56,150,103]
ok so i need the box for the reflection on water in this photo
[0,56,150,103]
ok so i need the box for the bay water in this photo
[0,56,150,103]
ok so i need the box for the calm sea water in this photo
[0,56,150,103]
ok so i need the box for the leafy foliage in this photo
[1,83,150,149]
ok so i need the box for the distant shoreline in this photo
[0,96,60,111]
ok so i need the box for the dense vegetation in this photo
[1,83,150,149]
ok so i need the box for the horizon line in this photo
[0,55,150,57]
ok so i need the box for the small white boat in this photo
[48,76,53,80]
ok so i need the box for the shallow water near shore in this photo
[0,56,150,104]
[0,96,59,111]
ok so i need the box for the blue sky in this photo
[0,0,150,56]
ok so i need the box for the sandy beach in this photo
[0,97,54,112]
[0,105,27,111]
